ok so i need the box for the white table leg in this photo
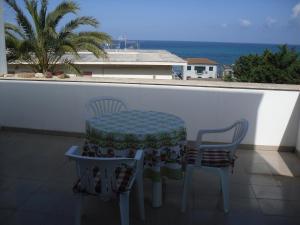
[152,180,162,207]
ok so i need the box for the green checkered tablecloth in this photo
[85,110,187,181]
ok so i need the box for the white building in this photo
[222,64,234,77]
[8,49,187,80]
[184,58,218,79]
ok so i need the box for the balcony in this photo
[1,78,300,225]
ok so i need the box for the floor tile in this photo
[1,131,300,224]
[258,199,300,216]
[263,216,300,225]
[5,210,46,225]
[253,184,300,201]
[0,179,41,209]
[216,212,266,225]
[230,184,256,199]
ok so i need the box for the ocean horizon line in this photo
[116,39,300,47]
[110,39,300,65]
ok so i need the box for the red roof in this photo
[186,58,218,65]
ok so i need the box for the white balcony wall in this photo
[296,121,300,155]
[0,80,299,149]
[0,0,7,74]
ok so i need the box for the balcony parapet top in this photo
[1,76,300,92]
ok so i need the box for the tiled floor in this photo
[1,131,300,225]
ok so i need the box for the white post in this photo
[0,0,7,75]
[296,112,300,157]
[182,64,187,80]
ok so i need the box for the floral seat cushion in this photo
[73,142,135,195]
[185,147,235,168]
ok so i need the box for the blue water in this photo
[137,40,300,65]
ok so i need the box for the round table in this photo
[85,110,187,207]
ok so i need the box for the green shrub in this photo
[232,45,300,84]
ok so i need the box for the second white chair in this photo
[181,119,248,213]
[86,97,128,118]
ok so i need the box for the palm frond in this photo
[5,0,35,39]
[78,31,112,43]
[61,58,81,75]
[6,0,111,73]
[75,43,106,58]
[59,16,98,37]
[5,35,22,62]
[39,0,48,29]
[46,0,78,29]
[71,36,104,46]
[5,23,26,39]
[24,0,40,33]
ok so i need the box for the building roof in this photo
[9,49,187,66]
[64,49,187,66]
[223,65,234,70]
[186,58,218,65]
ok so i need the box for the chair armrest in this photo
[196,123,236,145]
[65,146,80,158]
[134,150,144,161]
[134,150,144,174]
[198,123,236,135]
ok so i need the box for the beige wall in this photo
[8,64,173,80]
[8,64,32,73]
[80,65,173,79]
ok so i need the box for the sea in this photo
[118,40,300,65]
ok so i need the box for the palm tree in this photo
[5,0,111,75]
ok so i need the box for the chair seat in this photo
[72,146,135,195]
[186,147,234,167]
[115,166,135,192]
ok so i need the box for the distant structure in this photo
[184,58,218,79]
[104,39,140,50]
[222,65,234,77]
[8,49,187,80]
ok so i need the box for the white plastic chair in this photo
[65,146,145,225]
[181,119,248,213]
[86,97,128,118]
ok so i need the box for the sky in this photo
[3,0,300,45]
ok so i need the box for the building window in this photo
[187,66,191,71]
[209,66,214,71]
[194,66,206,74]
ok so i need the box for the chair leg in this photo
[136,173,145,220]
[181,165,193,213]
[75,195,83,225]
[152,180,162,207]
[119,192,130,225]
[219,177,223,194]
[220,168,229,213]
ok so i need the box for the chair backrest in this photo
[86,97,128,118]
[65,146,140,198]
[231,119,248,146]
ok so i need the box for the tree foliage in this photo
[5,0,111,74]
[232,45,300,84]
